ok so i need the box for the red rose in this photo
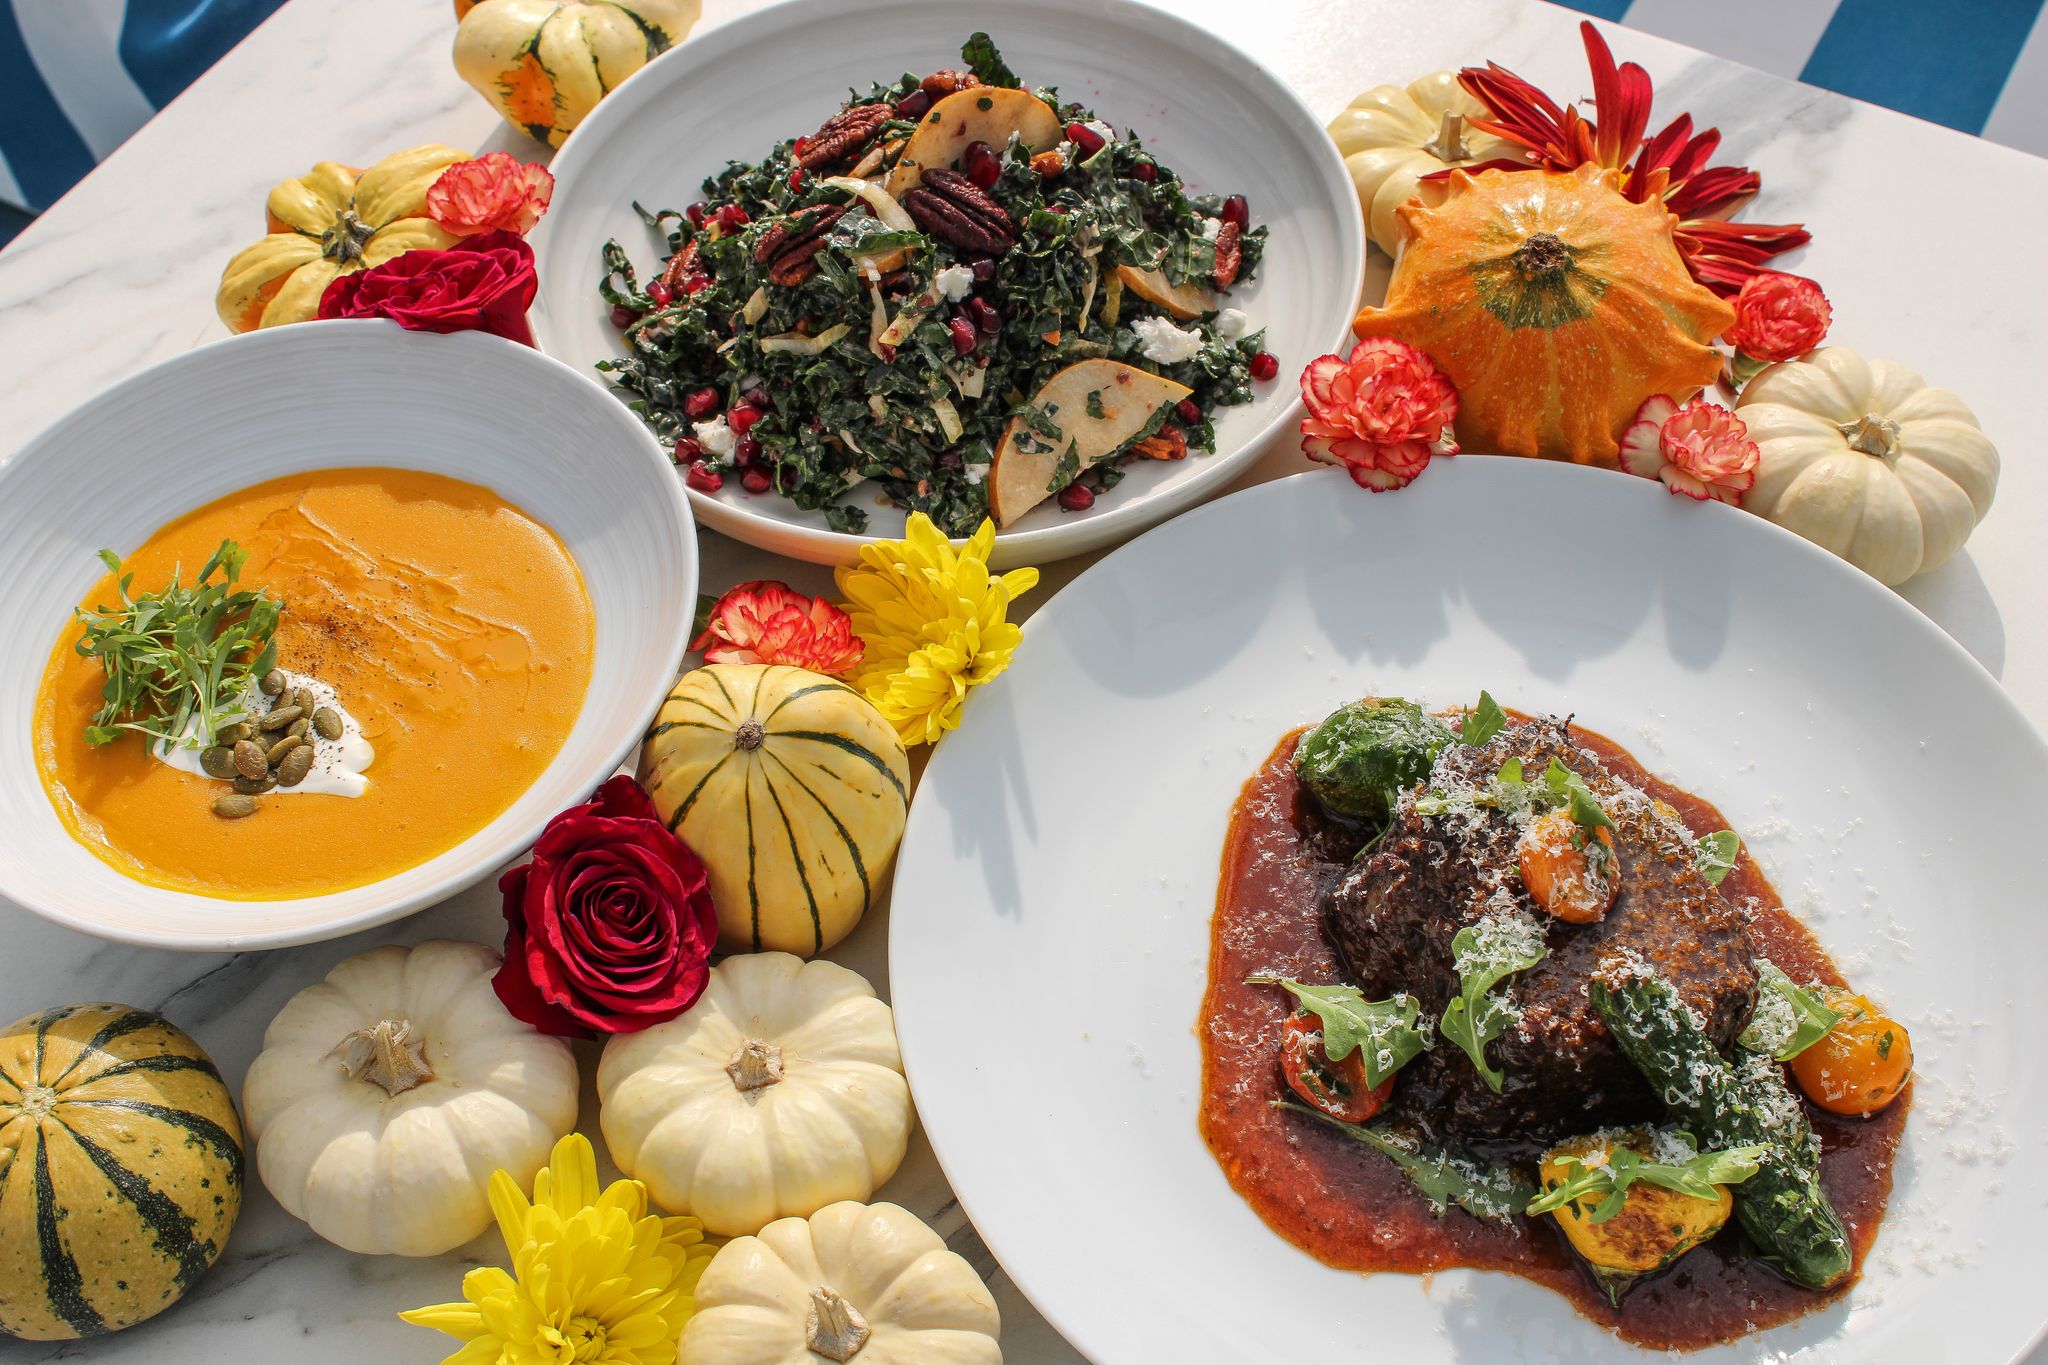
[317,230,538,346]
[494,775,719,1037]
[1725,272,1831,363]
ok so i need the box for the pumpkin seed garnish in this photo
[200,746,239,780]
[312,707,343,741]
[289,717,311,741]
[211,793,259,819]
[266,735,306,767]
[217,721,252,744]
[260,669,287,697]
[276,746,315,788]
[231,739,268,780]
[257,705,303,732]
[233,774,278,796]
[292,686,315,715]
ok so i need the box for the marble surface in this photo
[1,0,2045,1361]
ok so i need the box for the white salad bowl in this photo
[532,0,1363,567]
[0,321,695,951]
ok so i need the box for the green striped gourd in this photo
[638,664,910,957]
[0,1004,242,1340]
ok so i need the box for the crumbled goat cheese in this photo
[1132,315,1204,365]
[1200,216,1221,240]
[694,417,736,457]
[1214,307,1248,340]
[965,460,989,486]
[933,264,975,302]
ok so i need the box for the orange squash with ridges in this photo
[1353,164,1734,466]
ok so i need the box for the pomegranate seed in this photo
[735,433,762,467]
[715,204,751,230]
[684,272,712,295]
[685,202,708,227]
[728,405,763,435]
[684,462,724,493]
[969,256,997,284]
[948,315,978,355]
[672,434,704,463]
[1130,161,1157,183]
[962,140,1000,189]
[967,297,1001,334]
[744,386,773,410]
[1057,482,1096,512]
[683,387,720,419]
[647,279,674,306]
[779,467,799,492]
[1065,121,1106,157]
[789,168,806,191]
[937,448,965,471]
[610,304,640,329]
[1175,398,1202,426]
[740,467,773,494]
[895,89,932,120]
[1222,194,1250,229]
[1249,350,1279,382]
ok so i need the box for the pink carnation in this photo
[424,153,554,236]
[691,580,863,676]
[1725,272,1830,363]
[1620,396,1759,505]
[1298,337,1460,491]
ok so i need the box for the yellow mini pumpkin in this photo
[453,0,703,149]
[638,664,910,957]
[1353,164,1735,466]
[215,144,469,333]
[0,1004,242,1341]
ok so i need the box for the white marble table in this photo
[2,0,2044,1360]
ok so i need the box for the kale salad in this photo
[598,33,1273,536]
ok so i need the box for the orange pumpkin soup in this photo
[32,467,595,898]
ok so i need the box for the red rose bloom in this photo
[425,153,554,236]
[692,580,864,674]
[317,230,538,346]
[494,775,719,1038]
[1725,272,1831,363]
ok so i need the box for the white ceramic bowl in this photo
[890,460,2048,1363]
[0,321,695,950]
[532,0,1363,568]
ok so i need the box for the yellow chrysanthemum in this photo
[836,513,1039,746]
[401,1135,718,1365]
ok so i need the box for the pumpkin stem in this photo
[327,1019,435,1097]
[323,208,376,265]
[1511,231,1573,280]
[734,718,767,752]
[1838,413,1902,461]
[1423,110,1471,164]
[805,1286,871,1362]
[726,1037,785,1092]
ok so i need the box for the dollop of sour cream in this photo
[152,669,375,797]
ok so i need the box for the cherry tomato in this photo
[1789,989,1913,1116]
[1517,807,1619,923]
[1280,1013,1393,1123]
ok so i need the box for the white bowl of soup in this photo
[0,321,695,949]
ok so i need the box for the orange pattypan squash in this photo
[453,0,702,149]
[1352,164,1735,466]
[215,144,470,333]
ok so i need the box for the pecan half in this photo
[754,203,847,287]
[1132,426,1189,461]
[797,103,890,171]
[920,68,984,97]
[902,169,1017,256]
[1213,219,1243,291]
[656,239,706,296]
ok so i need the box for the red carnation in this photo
[317,230,538,347]
[1299,337,1460,491]
[692,580,864,675]
[425,152,554,236]
[494,775,718,1038]
[1725,271,1831,364]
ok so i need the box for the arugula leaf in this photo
[1496,756,1525,790]
[1695,829,1740,885]
[1737,960,1844,1061]
[1527,1133,1767,1223]
[1439,910,1548,1092]
[1277,1101,1535,1220]
[1460,690,1507,746]
[1247,977,1431,1086]
[960,31,1019,89]
[1542,758,1614,834]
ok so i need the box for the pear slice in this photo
[988,359,1192,527]
[885,87,1064,196]
[1115,264,1215,321]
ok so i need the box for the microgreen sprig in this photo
[1527,1134,1767,1223]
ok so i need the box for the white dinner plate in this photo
[532,0,1362,568]
[889,459,2047,1364]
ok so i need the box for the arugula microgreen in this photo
[1737,960,1844,1061]
[73,540,280,751]
[1542,757,1614,835]
[1247,977,1431,1087]
[1439,910,1549,1092]
[1459,690,1507,746]
[1526,1133,1766,1223]
[1694,828,1741,885]
[1276,1101,1535,1220]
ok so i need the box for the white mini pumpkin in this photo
[681,1201,1002,1364]
[1735,347,2000,585]
[242,940,579,1256]
[598,952,911,1237]
[1327,72,1518,257]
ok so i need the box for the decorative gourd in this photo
[598,952,912,1238]
[0,1004,241,1341]
[241,940,579,1257]
[1353,164,1735,466]
[638,664,910,957]
[681,1201,1002,1364]
[1328,72,1519,257]
[453,0,703,149]
[1734,347,1999,585]
[215,144,470,333]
